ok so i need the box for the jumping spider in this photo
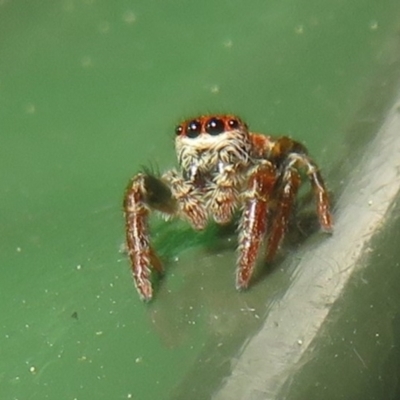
[124,114,333,301]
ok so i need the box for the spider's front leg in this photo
[162,170,208,230]
[124,173,178,301]
[236,161,278,289]
[124,170,208,301]
[209,164,242,224]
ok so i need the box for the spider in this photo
[123,114,333,301]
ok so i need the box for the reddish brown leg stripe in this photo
[266,170,301,262]
[236,163,277,290]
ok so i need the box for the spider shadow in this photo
[149,218,224,299]
[253,210,327,287]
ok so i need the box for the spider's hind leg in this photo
[287,153,333,232]
[124,172,177,301]
[272,136,333,232]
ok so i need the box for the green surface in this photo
[1,1,400,399]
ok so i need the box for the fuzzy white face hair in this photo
[174,115,252,181]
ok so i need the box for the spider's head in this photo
[174,114,252,179]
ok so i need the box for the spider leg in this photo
[272,137,333,232]
[210,165,242,224]
[307,167,333,232]
[162,170,208,230]
[266,168,301,262]
[288,154,333,232]
[236,161,278,290]
[124,173,178,301]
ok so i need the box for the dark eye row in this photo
[175,117,240,138]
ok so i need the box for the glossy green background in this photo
[1,1,400,399]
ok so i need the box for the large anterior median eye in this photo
[205,118,225,135]
[186,120,201,138]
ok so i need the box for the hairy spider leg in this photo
[162,170,208,230]
[308,167,332,231]
[271,137,333,232]
[124,171,208,301]
[266,168,301,262]
[209,164,243,224]
[236,161,278,289]
[286,153,333,232]
[124,174,165,301]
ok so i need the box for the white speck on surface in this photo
[76,264,82,270]
[16,247,22,252]
[123,10,136,24]
[223,39,233,48]
[240,307,256,312]
[295,24,304,34]
[210,85,220,94]
[369,20,378,30]
[29,366,37,374]
[135,357,142,363]
[119,243,127,253]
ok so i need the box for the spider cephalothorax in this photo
[124,114,333,301]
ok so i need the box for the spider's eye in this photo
[228,119,240,129]
[175,125,184,136]
[205,118,225,136]
[186,120,201,138]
